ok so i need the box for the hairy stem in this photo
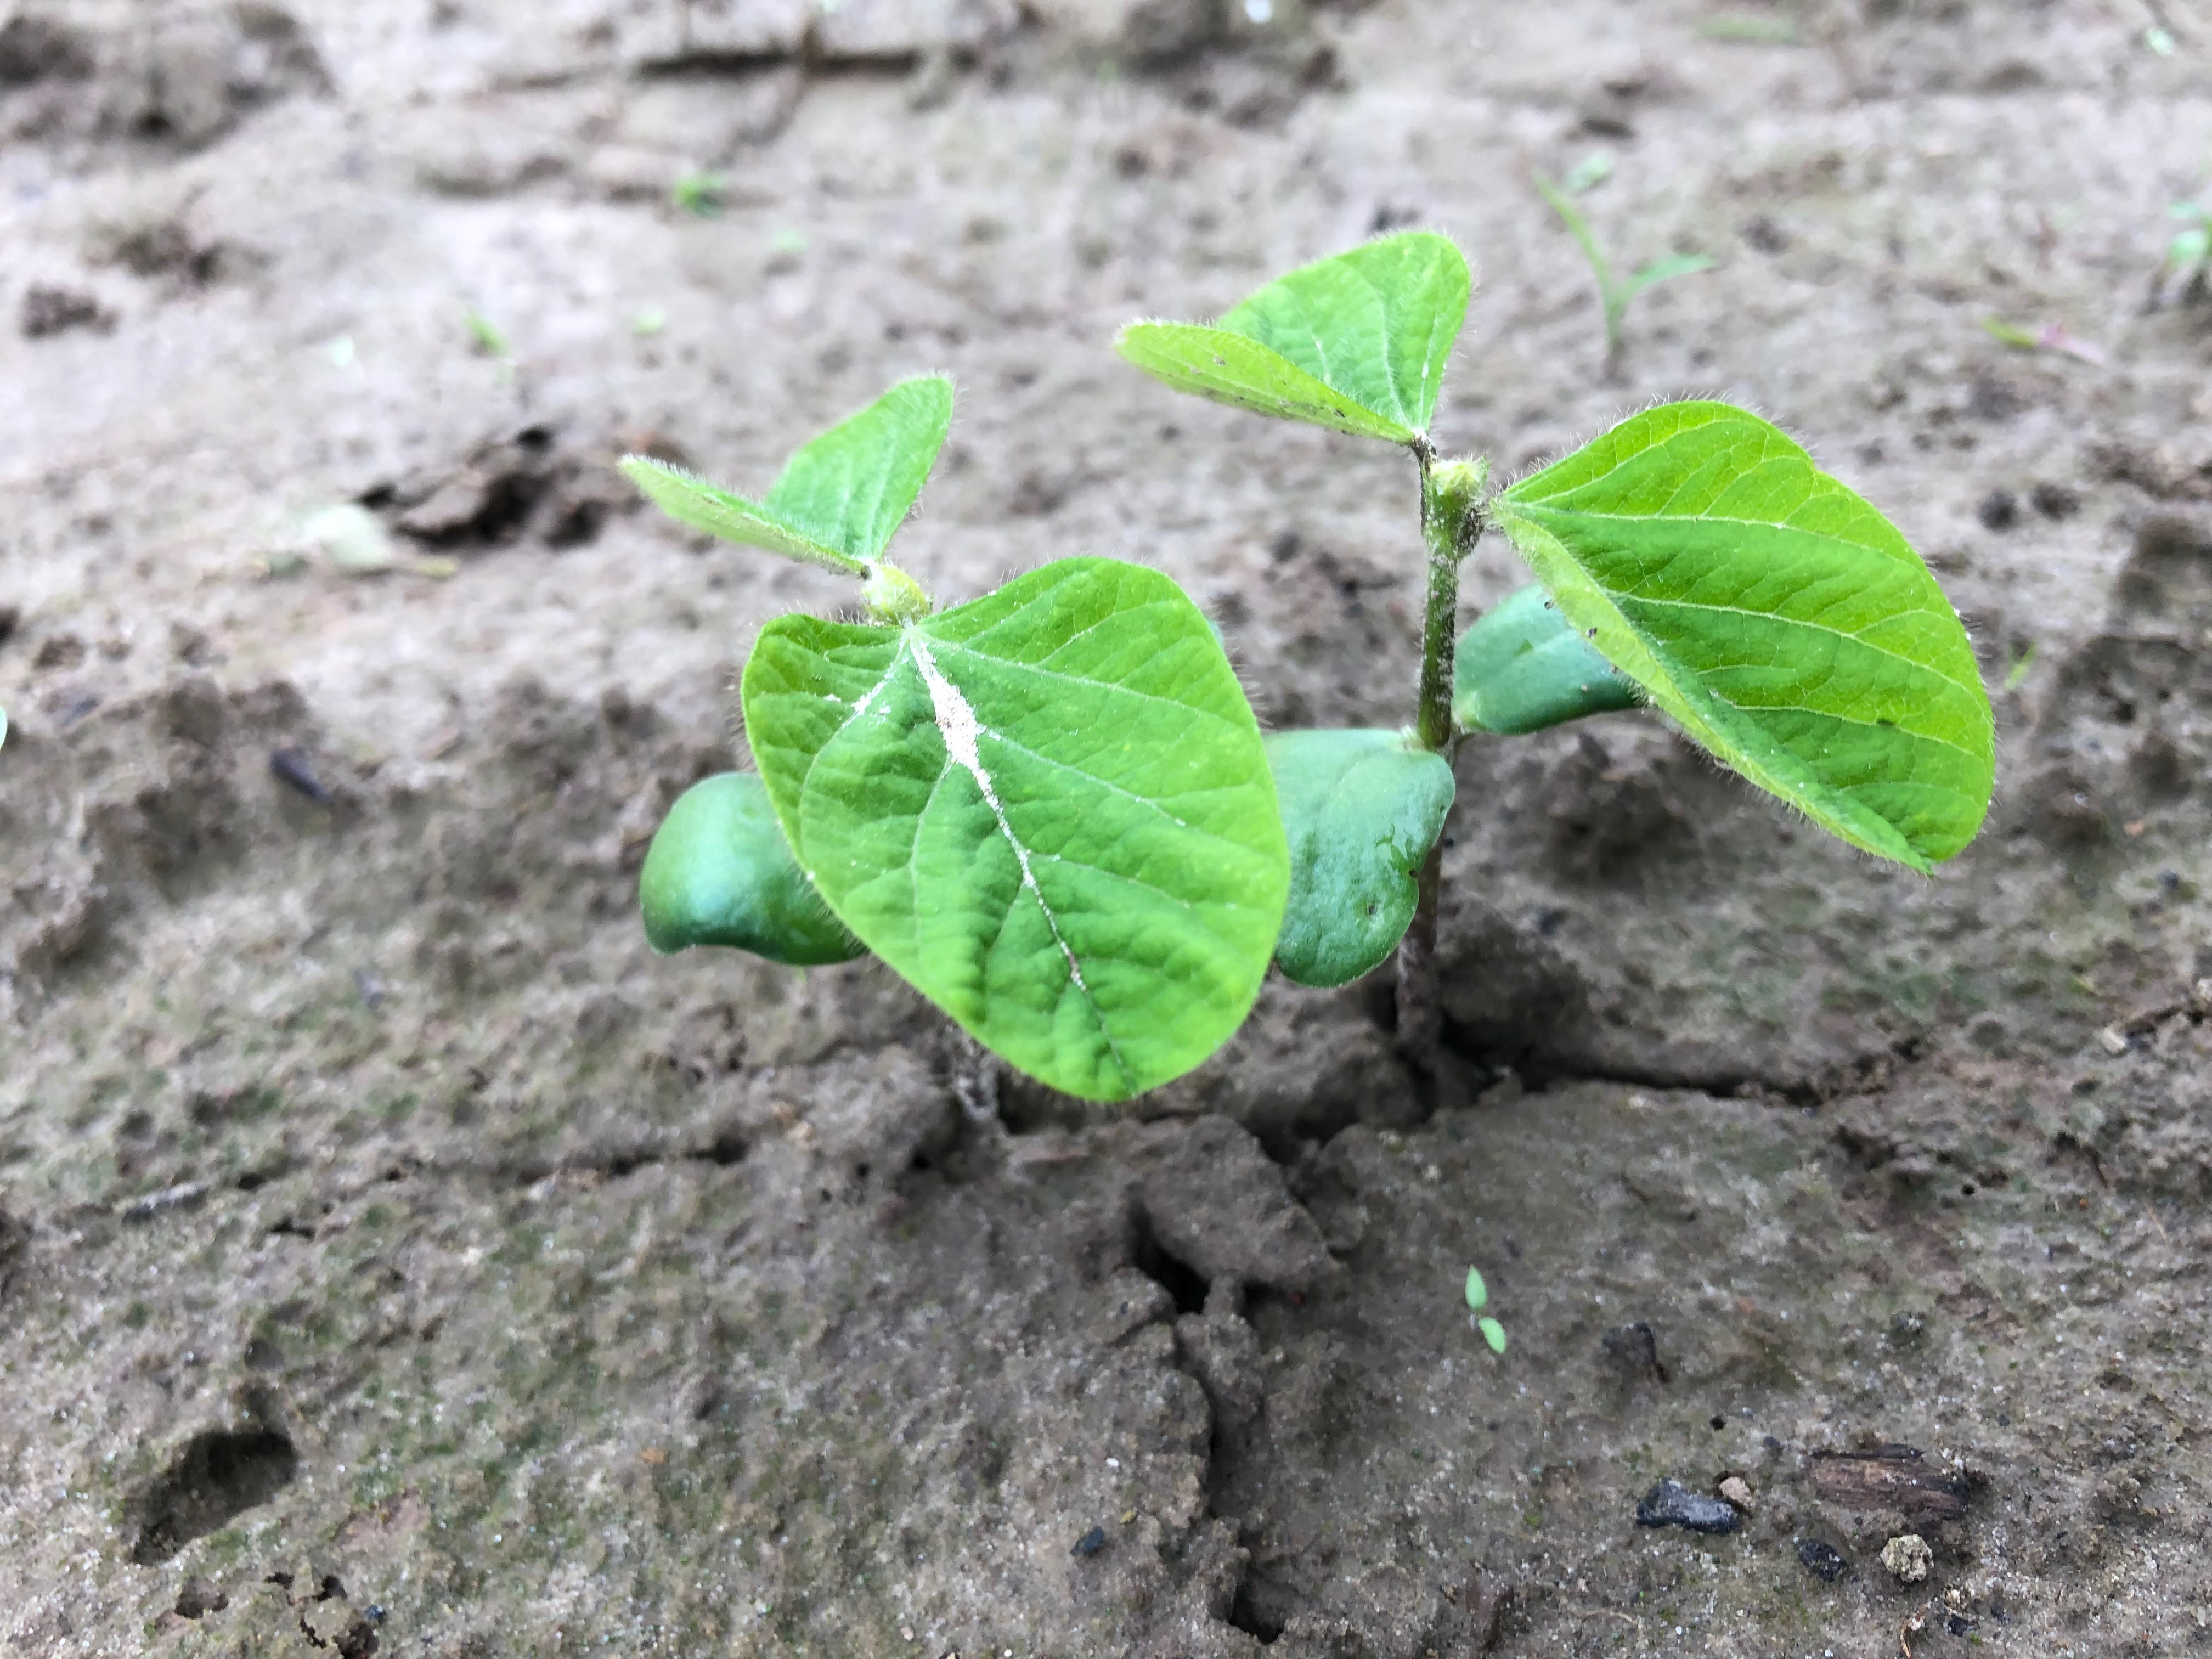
[1397,449,1486,1066]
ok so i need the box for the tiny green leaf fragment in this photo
[1454,583,1640,736]
[1464,1267,1488,1311]
[1479,1316,1507,1355]
[1116,230,1470,444]
[1267,729,1455,988]
[619,375,953,581]
[639,772,864,964]
[743,556,1290,1102]
[1494,402,1995,868]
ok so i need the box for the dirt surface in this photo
[5,0,2212,1654]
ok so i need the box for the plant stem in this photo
[1397,449,1486,1068]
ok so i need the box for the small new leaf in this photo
[619,375,953,582]
[1494,402,1995,868]
[1454,583,1639,736]
[1116,230,1470,444]
[639,772,864,964]
[743,557,1290,1102]
[1267,729,1455,988]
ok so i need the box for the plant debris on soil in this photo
[4,1,2212,1655]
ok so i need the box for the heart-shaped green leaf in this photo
[742,557,1290,1102]
[619,375,952,575]
[1116,230,1470,444]
[1454,583,1640,736]
[1494,402,1995,868]
[639,772,864,964]
[1267,729,1455,989]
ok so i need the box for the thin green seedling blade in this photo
[1454,583,1640,736]
[639,772,864,964]
[1117,230,1470,443]
[743,556,1290,1102]
[1621,252,1716,302]
[1494,402,1995,869]
[1266,729,1455,988]
[765,374,954,562]
[1533,173,1615,306]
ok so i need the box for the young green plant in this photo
[625,230,1995,1107]
[1533,172,1713,374]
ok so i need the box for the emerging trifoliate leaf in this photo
[619,375,950,613]
[1116,231,1470,445]
[1454,583,1639,736]
[1266,729,1455,988]
[639,772,863,964]
[1493,402,1995,869]
[742,556,1290,1102]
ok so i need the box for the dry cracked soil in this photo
[4,0,2212,1655]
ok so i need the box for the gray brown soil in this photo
[5,0,2212,1654]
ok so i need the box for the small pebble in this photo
[1717,1474,1755,1511]
[270,747,332,803]
[1634,1479,1741,1534]
[1881,1532,1933,1583]
[1795,1537,1848,1582]
[1070,1526,1106,1558]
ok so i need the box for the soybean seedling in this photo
[625,232,1995,1105]
[1466,1267,1506,1355]
[671,169,726,218]
[1533,172,1713,374]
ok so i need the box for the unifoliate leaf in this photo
[639,772,863,964]
[1266,729,1455,988]
[742,556,1289,1102]
[1115,325,1418,443]
[1494,402,1995,868]
[618,374,953,576]
[1116,230,1470,443]
[618,458,862,573]
[1454,583,1639,736]
[764,374,953,562]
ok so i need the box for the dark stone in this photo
[1070,1525,1107,1558]
[1795,1536,1849,1581]
[1634,1479,1741,1534]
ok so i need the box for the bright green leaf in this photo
[1494,402,1995,869]
[639,772,863,964]
[1116,230,1470,443]
[618,457,862,574]
[1114,324,1418,443]
[764,375,953,563]
[1454,583,1639,736]
[1267,729,1455,988]
[1465,1266,1488,1311]
[1479,1316,1507,1354]
[618,375,953,578]
[742,556,1290,1102]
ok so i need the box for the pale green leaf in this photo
[1267,729,1455,988]
[1454,583,1639,736]
[639,772,863,964]
[1495,402,1995,869]
[1114,324,1417,443]
[1464,1266,1488,1311]
[742,556,1290,1102]
[1116,230,1471,443]
[618,375,953,576]
[764,374,953,561]
[1621,252,1715,301]
[1479,1316,1507,1354]
[618,457,862,574]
